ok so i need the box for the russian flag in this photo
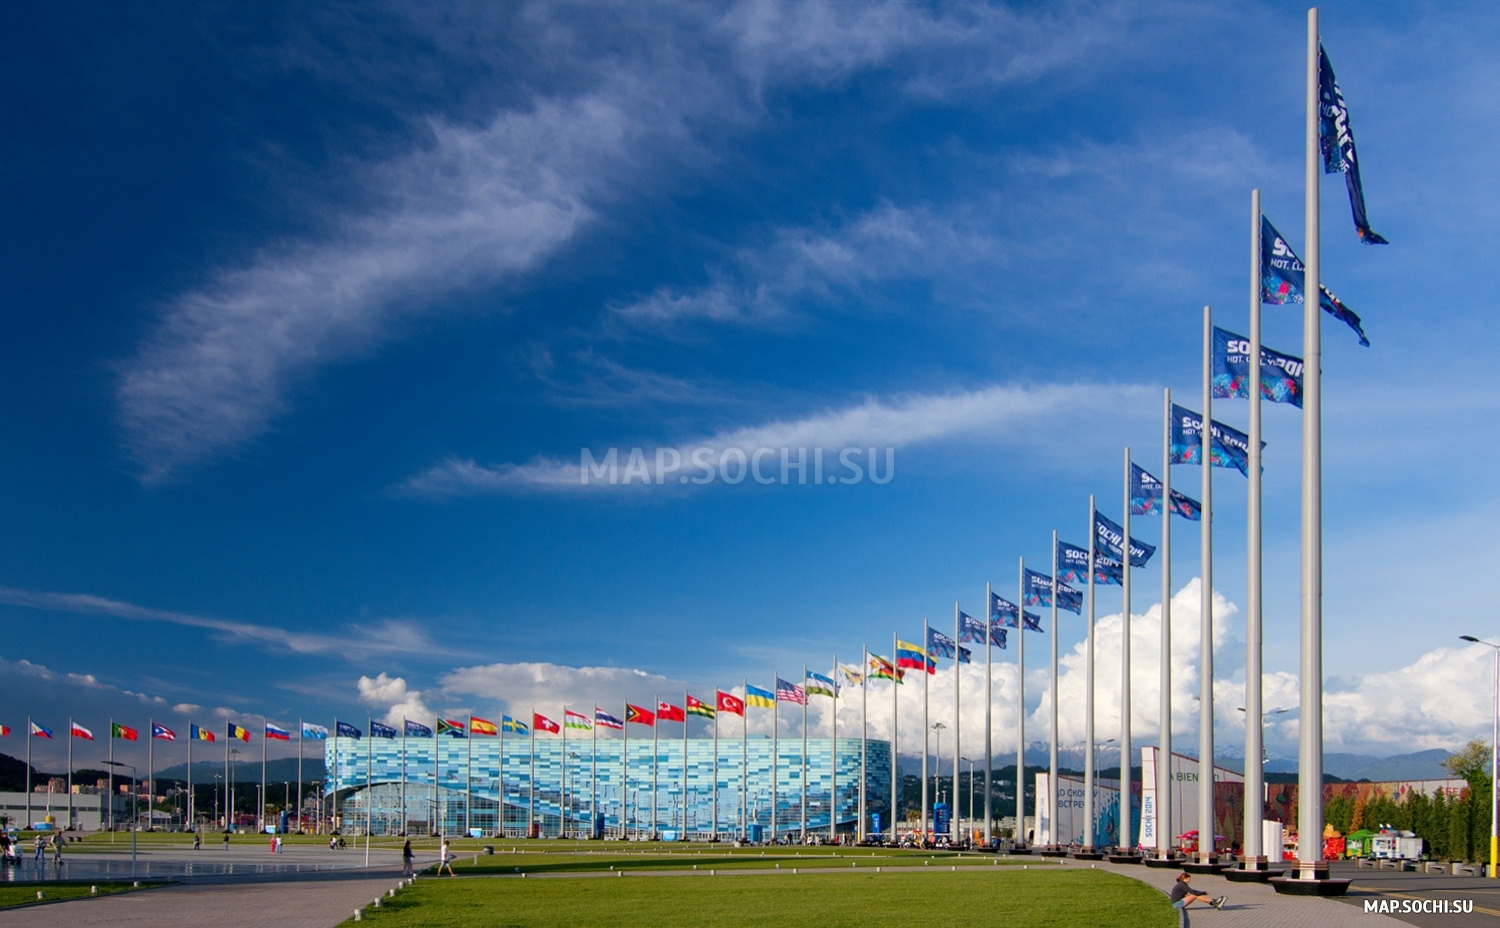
[265,723,291,741]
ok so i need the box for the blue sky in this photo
[3,0,1497,772]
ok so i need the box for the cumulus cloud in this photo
[439,662,685,719]
[357,673,435,727]
[402,381,1157,495]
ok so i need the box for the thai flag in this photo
[594,709,624,730]
[265,723,291,741]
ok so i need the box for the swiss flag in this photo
[716,691,745,716]
[657,701,686,723]
[532,713,560,734]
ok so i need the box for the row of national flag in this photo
[4,720,329,744]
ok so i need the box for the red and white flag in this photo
[716,691,745,716]
[70,722,94,740]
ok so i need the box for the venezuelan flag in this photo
[896,639,935,674]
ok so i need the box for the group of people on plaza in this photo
[0,831,65,867]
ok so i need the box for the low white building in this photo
[0,791,129,831]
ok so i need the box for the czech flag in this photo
[656,701,686,723]
[71,722,94,741]
[153,723,176,741]
[228,723,251,742]
[624,704,655,727]
[30,722,52,739]
[531,713,560,734]
[265,723,291,741]
[112,723,139,741]
[469,716,498,736]
[715,691,744,716]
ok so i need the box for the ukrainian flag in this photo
[745,684,775,709]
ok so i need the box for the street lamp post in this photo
[213,774,222,829]
[1462,635,1500,879]
[931,722,946,846]
[102,760,137,879]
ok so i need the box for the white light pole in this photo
[1461,635,1500,879]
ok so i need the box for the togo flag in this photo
[1211,326,1303,408]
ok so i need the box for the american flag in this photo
[775,677,805,705]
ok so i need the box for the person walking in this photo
[438,839,455,877]
[402,839,414,877]
[33,835,44,864]
[223,831,231,850]
[193,832,202,850]
[1168,872,1224,910]
[50,833,64,867]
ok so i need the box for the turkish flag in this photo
[716,691,745,716]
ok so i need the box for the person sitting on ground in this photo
[1168,872,1224,910]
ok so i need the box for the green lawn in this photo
[340,869,1175,928]
[0,881,159,909]
[453,848,1039,875]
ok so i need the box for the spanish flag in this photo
[469,716,498,736]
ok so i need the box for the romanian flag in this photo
[624,704,655,726]
[191,723,216,742]
[112,723,139,741]
[532,713,560,734]
[265,723,292,741]
[30,722,52,739]
[594,709,624,730]
[896,639,935,674]
[716,691,744,716]
[71,722,94,741]
[868,654,904,683]
[657,701,686,723]
[744,684,775,709]
[564,710,592,730]
[437,719,466,738]
[154,723,177,741]
[686,695,715,719]
[228,723,251,742]
[470,716,498,737]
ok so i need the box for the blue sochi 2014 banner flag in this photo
[1128,464,1203,522]
[959,611,989,644]
[1320,44,1387,245]
[927,627,956,660]
[1211,326,1304,408]
[1056,540,1091,586]
[1261,216,1371,347]
[335,720,362,739]
[1170,404,1259,477]
[1093,511,1155,567]
[1025,567,1081,614]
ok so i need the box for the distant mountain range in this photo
[151,757,325,785]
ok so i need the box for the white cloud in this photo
[0,586,454,660]
[402,380,1157,495]
[439,662,685,720]
[357,673,434,727]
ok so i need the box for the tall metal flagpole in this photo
[465,716,473,836]
[953,604,961,843]
[891,633,899,844]
[1246,187,1267,870]
[772,673,779,842]
[1159,388,1174,860]
[109,718,116,832]
[261,716,268,833]
[297,719,304,835]
[1017,560,1027,848]
[652,694,659,839]
[148,718,155,833]
[499,715,507,837]
[1048,540,1059,848]
[861,646,869,843]
[984,584,993,846]
[921,618,930,846]
[561,706,568,838]
[1084,496,1097,852]
[1199,305,1216,864]
[621,701,628,840]
[1120,451,1134,854]
[67,717,74,828]
[801,665,808,840]
[830,654,838,843]
[400,721,408,834]
[1297,5,1327,881]
[591,710,598,840]
[712,691,720,841]
[741,680,748,841]
[682,690,689,839]
[364,716,371,863]
[25,718,31,832]
[529,710,536,837]
[188,721,194,829]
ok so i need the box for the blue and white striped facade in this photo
[327,735,891,838]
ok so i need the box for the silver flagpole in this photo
[561,706,568,839]
[364,716,371,863]
[188,721,194,829]
[529,710,536,838]
[1246,187,1266,870]
[148,718,155,833]
[1048,540,1059,849]
[591,710,598,840]
[67,717,74,829]
[682,691,688,840]
[25,718,32,833]
[433,723,440,838]
[109,718,116,833]
[1120,451,1133,854]
[261,717,268,834]
[891,633,899,845]
[953,603,961,843]
[1298,5,1327,882]
[400,721,408,835]
[830,654,838,843]
[860,646,869,843]
[741,681,748,841]
[801,666,808,841]
[465,716,473,836]
[772,673,779,842]
[712,693,720,841]
[1199,305,1216,864]
[499,715,506,837]
[984,585,993,846]
[1017,561,1027,848]
[921,618,930,846]
[652,694,659,839]
[297,719,304,835]
[621,702,628,840]
[1084,496,1097,853]
[1159,389,1174,860]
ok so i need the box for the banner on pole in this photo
[1211,326,1303,407]
[1169,404,1258,477]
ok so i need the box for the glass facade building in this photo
[327,735,891,838]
